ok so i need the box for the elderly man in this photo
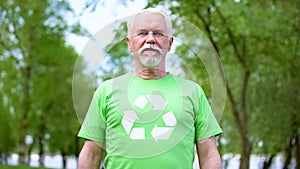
[77,7,222,169]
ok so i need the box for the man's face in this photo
[126,12,173,67]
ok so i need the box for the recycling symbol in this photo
[121,94,177,142]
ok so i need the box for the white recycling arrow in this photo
[151,124,174,142]
[133,95,149,109]
[130,128,145,139]
[122,94,177,141]
[162,111,177,127]
[146,94,168,110]
[121,111,139,134]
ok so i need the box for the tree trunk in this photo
[75,135,80,158]
[227,70,252,169]
[239,70,251,169]
[239,135,252,169]
[18,66,31,165]
[0,153,8,164]
[38,136,45,167]
[282,112,300,169]
[295,131,300,169]
[282,137,293,169]
[18,119,28,164]
[214,6,253,169]
[62,151,67,169]
[0,153,3,164]
[195,4,253,169]
[263,154,275,169]
[38,111,46,167]
[27,138,36,165]
[74,135,80,167]
[282,153,291,169]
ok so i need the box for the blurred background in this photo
[0,0,299,169]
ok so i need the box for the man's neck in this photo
[134,67,168,80]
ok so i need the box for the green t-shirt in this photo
[78,72,222,169]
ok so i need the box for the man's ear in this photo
[168,37,174,52]
[126,37,133,52]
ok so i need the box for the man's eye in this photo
[138,32,148,35]
[153,32,164,36]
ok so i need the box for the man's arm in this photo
[77,140,106,169]
[196,136,221,169]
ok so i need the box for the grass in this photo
[0,164,53,169]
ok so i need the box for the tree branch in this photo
[194,5,243,126]
[215,6,252,128]
[215,7,247,68]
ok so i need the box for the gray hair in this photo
[127,8,173,38]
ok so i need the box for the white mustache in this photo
[139,44,163,54]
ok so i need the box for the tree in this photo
[145,1,257,168]
[0,0,86,166]
[144,0,300,168]
[248,1,300,168]
[0,52,19,164]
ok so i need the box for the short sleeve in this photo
[78,86,107,142]
[194,86,222,141]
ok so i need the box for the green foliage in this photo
[153,0,300,162]
[0,0,87,165]
[98,22,133,80]
[0,57,18,156]
[245,0,300,156]
[0,96,17,156]
[104,0,300,164]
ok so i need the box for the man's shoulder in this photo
[169,74,206,97]
[170,74,199,87]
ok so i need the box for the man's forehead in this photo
[133,27,167,34]
[135,28,165,32]
[134,12,165,23]
[133,13,167,29]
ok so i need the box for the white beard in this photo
[137,44,163,67]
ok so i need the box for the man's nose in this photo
[145,32,156,44]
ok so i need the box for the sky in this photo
[66,0,147,53]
